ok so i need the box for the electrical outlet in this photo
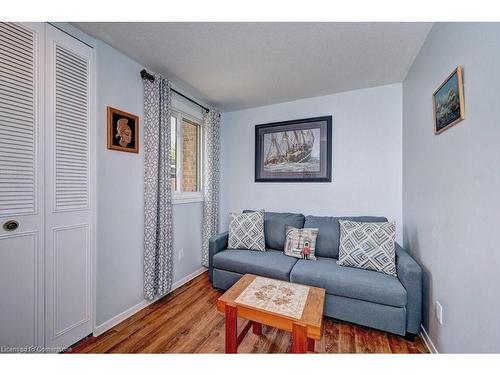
[435,301,444,325]
[178,248,184,261]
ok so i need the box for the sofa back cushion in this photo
[243,210,305,250]
[304,215,387,258]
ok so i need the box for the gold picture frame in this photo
[433,66,465,135]
[107,106,139,153]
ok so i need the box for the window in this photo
[170,111,202,203]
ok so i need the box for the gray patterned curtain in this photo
[143,73,174,300]
[201,108,221,267]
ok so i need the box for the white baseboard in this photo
[93,298,155,337]
[419,324,438,353]
[171,267,207,291]
[93,267,207,337]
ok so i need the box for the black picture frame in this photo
[255,116,332,182]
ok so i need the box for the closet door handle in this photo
[2,220,19,232]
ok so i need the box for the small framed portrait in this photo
[433,66,465,134]
[107,106,139,153]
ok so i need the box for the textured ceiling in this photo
[73,22,432,111]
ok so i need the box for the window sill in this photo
[172,192,203,205]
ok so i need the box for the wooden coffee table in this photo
[216,274,325,354]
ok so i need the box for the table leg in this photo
[252,322,262,335]
[307,338,315,353]
[225,304,237,353]
[292,322,307,353]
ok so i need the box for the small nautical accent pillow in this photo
[337,220,397,276]
[284,225,319,260]
[228,210,266,251]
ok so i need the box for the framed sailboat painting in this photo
[433,66,465,134]
[255,116,332,182]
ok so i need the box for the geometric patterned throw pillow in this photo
[228,210,266,251]
[284,225,319,260]
[337,220,397,276]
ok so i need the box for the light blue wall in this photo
[94,40,203,326]
[403,23,500,353]
[95,40,146,326]
[172,202,203,283]
[220,84,403,242]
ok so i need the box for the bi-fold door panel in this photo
[44,25,93,349]
[0,22,45,350]
[0,22,94,352]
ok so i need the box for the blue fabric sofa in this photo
[208,212,422,338]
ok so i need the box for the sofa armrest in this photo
[208,231,228,282]
[396,243,422,334]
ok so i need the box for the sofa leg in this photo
[404,332,416,342]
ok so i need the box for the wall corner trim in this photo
[419,324,439,354]
[92,267,207,337]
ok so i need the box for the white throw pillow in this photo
[337,220,397,276]
[283,225,319,260]
[228,210,266,251]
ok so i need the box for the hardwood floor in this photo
[68,272,428,354]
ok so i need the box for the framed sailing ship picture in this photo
[433,66,465,134]
[255,116,332,182]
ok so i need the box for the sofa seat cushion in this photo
[212,249,298,281]
[290,257,406,307]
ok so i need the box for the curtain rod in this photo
[140,69,210,114]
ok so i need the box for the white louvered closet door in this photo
[0,22,45,349]
[44,25,94,349]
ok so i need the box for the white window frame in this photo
[171,108,204,205]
